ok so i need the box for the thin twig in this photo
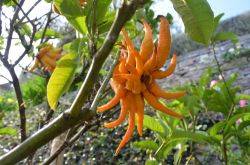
[18,0,41,24]
[12,0,37,68]
[0,0,3,35]
[40,6,53,44]
[212,46,236,119]
[3,0,25,60]
[0,75,13,83]
[90,49,121,111]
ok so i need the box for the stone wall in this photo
[160,35,250,94]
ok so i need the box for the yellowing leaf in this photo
[47,53,79,110]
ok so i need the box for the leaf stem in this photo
[90,49,121,111]
[212,46,236,119]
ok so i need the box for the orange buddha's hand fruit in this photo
[97,16,186,155]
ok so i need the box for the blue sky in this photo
[208,0,250,19]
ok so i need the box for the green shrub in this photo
[21,76,46,106]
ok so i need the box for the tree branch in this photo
[69,0,145,117]
[0,0,3,35]
[90,49,121,111]
[12,0,37,68]
[0,1,145,164]
[3,0,25,60]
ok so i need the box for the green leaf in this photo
[235,94,250,103]
[53,0,87,34]
[133,140,159,151]
[171,129,219,145]
[0,36,4,50]
[67,16,87,35]
[95,0,112,25]
[207,121,225,136]
[238,120,250,131]
[161,141,180,158]
[212,31,238,44]
[85,0,112,34]
[97,12,115,35]
[145,159,159,165]
[34,29,63,41]
[3,0,15,6]
[0,127,17,135]
[170,0,214,45]
[202,89,229,114]
[199,68,212,87]
[19,23,32,36]
[47,53,79,110]
[224,113,250,136]
[54,0,83,18]
[212,13,224,33]
[143,115,167,137]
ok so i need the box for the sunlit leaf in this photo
[47,53,79,110]
[170,0,214,45]
[143,115,166,137]
[67,16,87,35]
[212,31,238,44]
[54,0,83,18]
[212,13,224,33]
[133,140,159,151]
[86,0,112,34]
[0,127,17,135]
[19,23,32,36]
[3,0,15,6]
[34,29,63,41]
[0,36,4,50]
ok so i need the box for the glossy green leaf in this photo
[47,53,79,110]
[207,121,225,136]
[85,0,112,34]
[3,0,15,6]
[54,0,83,18]
[212,31,238,44]
[133,140,159,151]
[143,115,166,137]
[68,16,87,34]
[95,0,112,25]
[170,0,214,45]
[34,29,63,41]
[0,127,17,135]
